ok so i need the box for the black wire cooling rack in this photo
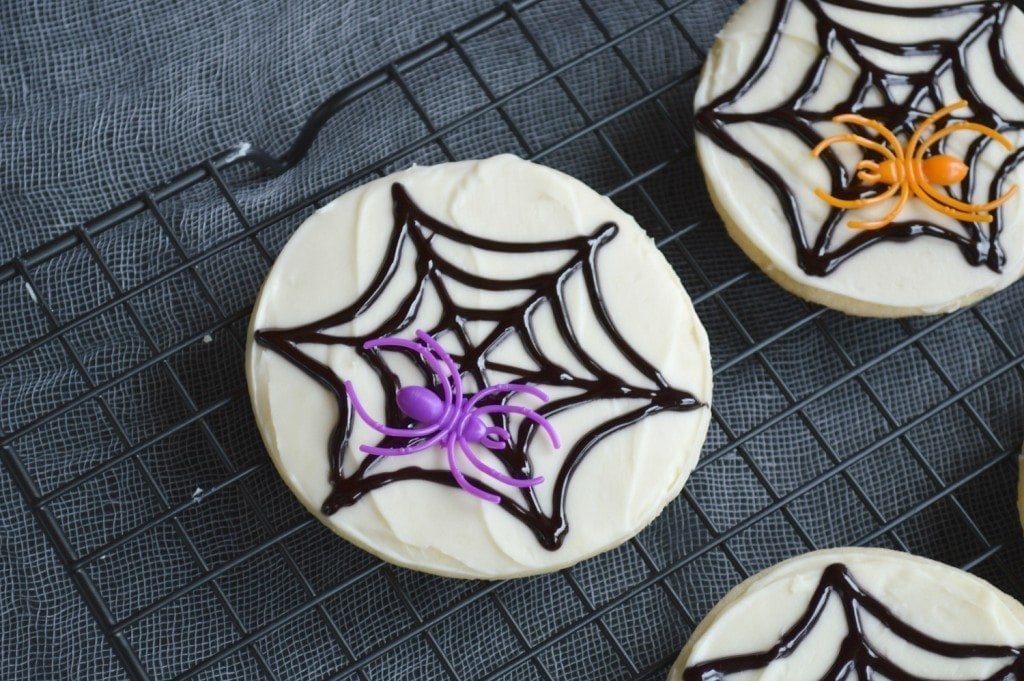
[3,0,1024,679]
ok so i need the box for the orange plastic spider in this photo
[811,100,1018,230]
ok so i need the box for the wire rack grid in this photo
[2,0,1023,678]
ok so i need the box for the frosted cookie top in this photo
[246,155,712,579]
[671,547,1024,680]
[695,0,1024,315]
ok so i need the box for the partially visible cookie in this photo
[695,0,1024,317]
[669,547,1024,680]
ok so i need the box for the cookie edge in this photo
[666,546,1024,680]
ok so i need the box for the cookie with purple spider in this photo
[246,155,712,578]
[344,330,560,505]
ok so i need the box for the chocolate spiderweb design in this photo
[696,0,1024,276]
[255,183,703,550]
[684,564,1024,681]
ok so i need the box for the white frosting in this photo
[670,547,1024,680]
[695,0,1024,315]
[246,155,712,579]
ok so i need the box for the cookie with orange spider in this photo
[695,0,1024,317]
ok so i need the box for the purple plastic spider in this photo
[343,330,561,503]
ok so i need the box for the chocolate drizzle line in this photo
[254,183,704,550]
[695,0,1024,276]
[684,563,1024,681]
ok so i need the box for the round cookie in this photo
[247,155,712,579]
[694,0,1024,317]
[669,547,1024,680]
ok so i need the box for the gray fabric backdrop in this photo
[2,2,496,677]
[4,1,1023,679]
[0,1,497,263]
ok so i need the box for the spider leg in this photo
[480,426,511,451]
[911,175,1002,221]
[986,184,1019,210]
[344,380,442,438]
[359,428,449,456]
[476,405,561,448]
[812,134,896,162]
[814,183,900,210]
[460,385,548,448]
[357,443,430,457]
[920,175,1017,214]
[917,121,1015,157]
[486,426,511,440]
[904,100,968,160]
[414,331,464,407]
[857,161,882,184]
[363,335,456,422]
[459,437,543,489]
[848,182,911,230]
[464,383,550,411]
[812,134,899,210]
[832,114,905,159]
[911,136,1018,214]
[447,438,500,503]
[906,157,1008,220]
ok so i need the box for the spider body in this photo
[812,100,1017,230]
[345,330,560,503]
[871,155,968,188]
[396,385,446,425]
[394,383,509,450]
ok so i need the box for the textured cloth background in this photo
[1,2,494,677]
[0,1,496,263]
[3,0,1023,679]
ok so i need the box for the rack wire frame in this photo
[2,0,1023,678]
